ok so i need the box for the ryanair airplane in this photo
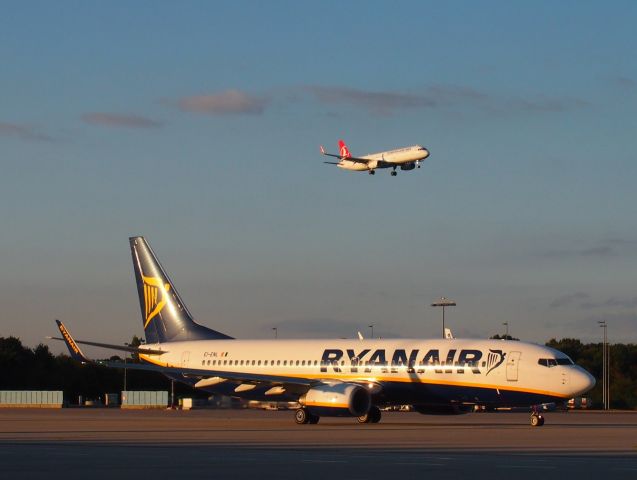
[52,237,595,427]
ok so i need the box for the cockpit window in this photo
[538,357,574,367]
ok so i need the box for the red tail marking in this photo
[338,139,351,159]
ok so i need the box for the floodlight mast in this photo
[431,297,456,339]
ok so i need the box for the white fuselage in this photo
[140,337,594,405]
[339,145,429,171]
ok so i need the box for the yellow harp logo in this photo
[142,275,171,328]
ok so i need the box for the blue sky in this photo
[1,1,636,352]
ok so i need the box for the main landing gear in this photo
[295,408,319,424]
[368,169,375,175]
[390,169,397,176]
[357,406,382,424]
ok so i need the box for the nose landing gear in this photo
[530,406,545,427]
[368,169,375,175]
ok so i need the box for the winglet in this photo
[320,145,326,155]
[55,320,90,363]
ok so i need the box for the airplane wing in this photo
[320,145,370,164]
[101,360,317,388]
[51,320,319,390]
[49,320,166,355]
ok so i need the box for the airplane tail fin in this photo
[338,139,351,159]
[129,236,233,344]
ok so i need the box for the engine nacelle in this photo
[413,404,472,416]
[400,162,416,171]
[300,383,371,417]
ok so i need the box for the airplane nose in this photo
[571,367,596,396]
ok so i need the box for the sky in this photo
[1,1,636,354]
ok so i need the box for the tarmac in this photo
[1,409,636,479]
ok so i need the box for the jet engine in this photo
[400,162,416,171]
[300,383,371,417]
[412,403,472,415]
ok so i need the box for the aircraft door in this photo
[506,351,521,381]
[181,351,190,368]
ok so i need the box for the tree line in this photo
[1,336,635,408]
[0,337,201,404]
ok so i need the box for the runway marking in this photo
[302,460,347,464]
[498,465,556,469]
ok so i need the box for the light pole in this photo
[123,343,130,393]
[431,297,456,339]
[368,324,374,339]
[272,327,278,339]
[503,322,509,339]
[598,320,608,410]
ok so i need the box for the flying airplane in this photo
[51,237,595,427]
[320,139,430,176]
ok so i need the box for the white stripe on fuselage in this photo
[140,338,592,400]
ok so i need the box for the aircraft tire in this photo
[357,406,381,424]
[391,171,397,176]
[295,408,310,424]
[530,414,544,427]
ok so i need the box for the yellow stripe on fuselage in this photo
[138,354,569,399]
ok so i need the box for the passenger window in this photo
[258,360,261,366]
[251,360,255,365]
[277,360,280,365]
[284,360,287,366]
[296,360,299,366]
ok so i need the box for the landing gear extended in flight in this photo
[368,169,375,175]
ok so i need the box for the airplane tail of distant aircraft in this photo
[338,139,352,159]
[129,236,233,344]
